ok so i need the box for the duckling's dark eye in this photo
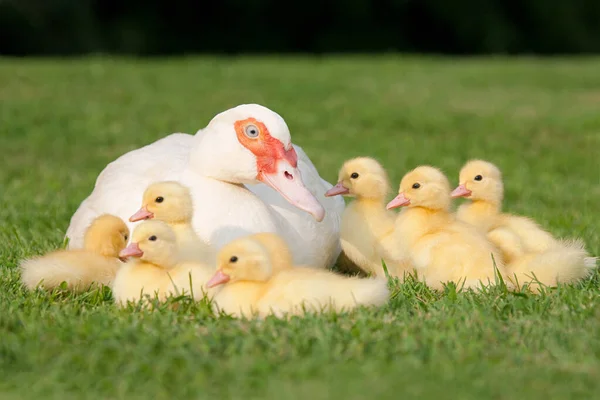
[474,175,483,181]
[155,196,164,203]
[229,256,238,263]
[149,235,157,241]
[350,172,359,179]
[412,183,421,189]
[124,235,128,241]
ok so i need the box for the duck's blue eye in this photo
[244,125,259,138]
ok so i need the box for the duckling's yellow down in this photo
[129,181,215,264]
[388,166,507,290]
[112,220,215,306]
[207,233,389,318]
[20,214,129,291]
[453,160,596,290]
[326,157,412,278]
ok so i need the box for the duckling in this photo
[129,181,215,264]
[206,233,389,318]
[21,214,129,292]
[452,160,595,288]
[387,166,507,290]
[325,157,412,278]
[112,220,215,306]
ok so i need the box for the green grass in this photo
[1,56,599,399]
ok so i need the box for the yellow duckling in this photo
[112,220,215,306]
[452,160,595,288]
[21,214,129,292]
[205,233,389,318]
[129,181,215,264]
[387,166,507,290]
[325,157,412,278]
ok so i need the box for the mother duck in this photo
[65,104,344,268]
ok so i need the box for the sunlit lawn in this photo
[0,56,599,399]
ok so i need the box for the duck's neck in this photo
[457,199,501,230]
[179,168,287,252]
[355,196,387,207]
[351,196,394,236]
[127,259,159,271]
[168,220,194,234]
[395,206,453,244]
[135,256,177,271]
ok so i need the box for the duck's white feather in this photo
[66,133,192,249]
[66,129,343,268]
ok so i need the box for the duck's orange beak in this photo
[451,184,472,198]
[129,206,154,222]
[259,158,325,222]
[119,242,143,259]
[386,193,410,209]
[325,182,350,197]
[206,270,230,288]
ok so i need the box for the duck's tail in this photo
[505,239,595,291]
[20,252,119,292]
[584,256,598,269]
[328,276,390,309]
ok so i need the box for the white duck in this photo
[65,104,344,268]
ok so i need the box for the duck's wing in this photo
[65,133,194,249]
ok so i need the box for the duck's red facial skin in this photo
[234,118,297,177]
[233,117,326,222]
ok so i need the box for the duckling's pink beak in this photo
[119,242,143,259]
[325,182,350,197]
[129,206,154,222]
[386,193,411,209]
[451,184,472,198]
[206,270,230,288]
[259,160,325,222]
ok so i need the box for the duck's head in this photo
[241,232,293,273]
[83,214,130,258]
[325,157,390,200]
[387,166,452,211]
[452,160,503,204]
[129,181,193,224]
[206,234,285,288]
[119,220,178,269]
[189,104,325,221]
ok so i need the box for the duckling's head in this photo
[248,233,293,273]
[119,220,178,269]
[452,160,503,204]
[129,181,193,224]
[325,157,390,200]
[83,214,130,258]
[206,236,275,288]
[387,166,452,211]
